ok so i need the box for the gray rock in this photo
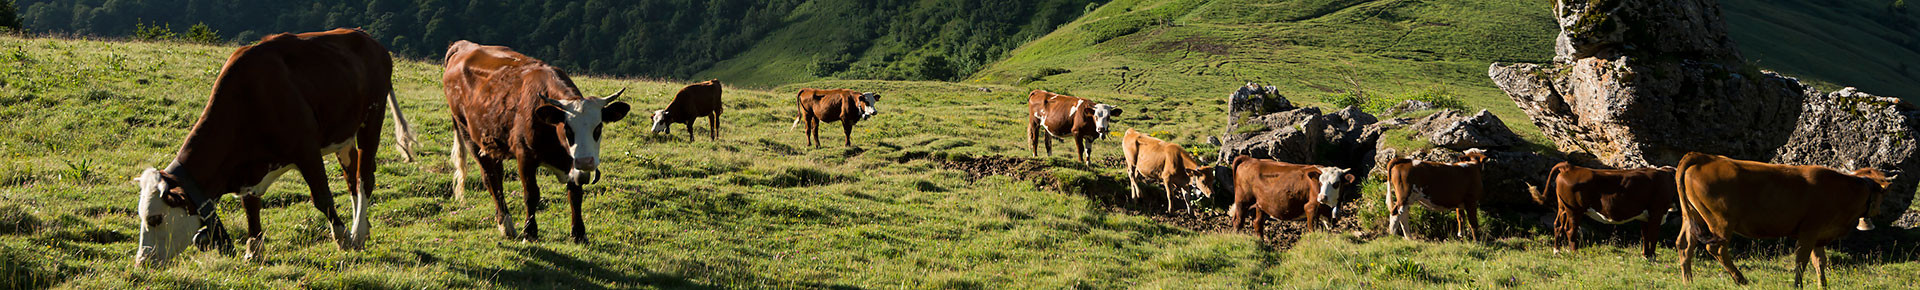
[1407,109,1524,150]
[1491,0,1806,168]
[1368,147,1563,207]
[1386,100,1434,115]
[1771,87,1920,226]
[1219,108,1324,164]
[1227,83,1293,126]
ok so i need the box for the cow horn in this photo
[605,88,626,102]
[539,92,566,108]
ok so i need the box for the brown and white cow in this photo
[790,88,880,147]
[1026,90,1121,164]
[133,29,416,266]
[650,79,724,142]
[443,40,631,244]
[1383,149,1490,240]
[1673,152,1891,287]
[1528,162,1676,258]
[1121,129,1217,213]
[1229,156,1356,238]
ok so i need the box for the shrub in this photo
[185,23,221,44]
[133,21,176,41]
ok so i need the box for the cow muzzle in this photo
[569,158,601,184]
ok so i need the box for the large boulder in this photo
[1368,147,1563,207]
[1220,107,1325,164]
[1772,88,1920,227]
[1490,0,1807,168]
[1408,109,1524,150]
[1226,83,1294,126]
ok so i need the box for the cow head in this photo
[1459,148,1490,165]
[536,89,631,185]
[1849,168,1897,231]
[856,92,882,120]
[1185,166,1218,201]
[132,168,200,267]
[1091,104,1122,138]
[1309,167,1358,219]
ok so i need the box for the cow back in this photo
[666,80,724,122]
[1677,153,1879,239]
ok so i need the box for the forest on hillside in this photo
[7,0,1098,82]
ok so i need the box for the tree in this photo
[0,0,20,32]
[133,20,175,41]
[185,23,220,44]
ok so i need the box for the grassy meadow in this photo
[3,32,1919,289]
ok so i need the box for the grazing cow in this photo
[1229,156,1356,238]
[443,40,631,243]
[133,29,417,267]
[650,79,724,142]
[1528,162,1676,258]
[1026,90,1121,164]
[1673,152,1891,287]
[1383,149,1490,240]
[790,88,881,147]
[1121,129,1218,213]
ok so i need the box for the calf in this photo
[1026,90,1121,164]
[791,88,880,147]
[1528,162,1675,258]
[1674,152,1891,287]
[133,29,416,266]
[1229,156,1355,239]
[1383,149,1490,240]
[443,40,631,243]
[1121,129,1217,214]
[650,79,724,142]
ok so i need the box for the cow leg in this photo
[1708,242,1748,285]
[516,159,543,241]
[1640,218,1659,260]
[1252,210,1268,241]
[1813,245,1828,288]
[1026,118,1039,157]
[1074,137,1088,164]
[450,130,472,201]
[477,158,516,239]
[808,117,821,148]
[1678,231,1695,283]
[1791,241,1813,288]
[709,112,721,141]
[686,122,696,142]
[1228,201,1244,232]
[1465,205,1482,241]
[334,148,367,250]
[566,182,588,244]
[242,194,264,262]
[1126,168,1142,201]
[292,153,350,250]
[848,119,864,146]
[1163,182,1178,213]
[1551,210,1567,253]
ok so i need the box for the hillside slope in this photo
[1722,0,1920,97]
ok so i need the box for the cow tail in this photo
[387,92,420,162]
[790,90,804,131]
[1532,163,1565,206]
[1672,153,1701,245]
[1385,159,1413,209]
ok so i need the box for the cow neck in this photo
[161,163,221,222]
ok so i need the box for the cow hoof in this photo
[243,237,265,263]
[330,225,352,250]
[572,235,589,244]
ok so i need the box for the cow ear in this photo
[602,102,630,122]
[1108,107,1124,117]
[1343,173,1356,184]
[1304,170,1321,180]
[535,105,568,125]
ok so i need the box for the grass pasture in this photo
[3,34,1920,289]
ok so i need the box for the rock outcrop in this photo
[1772,88,1920,226]
[1219,104,1384,173]
[1226,83,1293,127]
[1490,0,1807,168]
[1408,109,1524,150]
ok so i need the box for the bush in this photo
[184,23,221,44]
[0,0,19,32]
[133,21,176,41]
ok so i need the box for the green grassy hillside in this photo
[1722,0,1920,98]
[5,35,1920,288]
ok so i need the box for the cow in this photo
[649,79,724,142]
[1120,129,1218,214]
[1527,162,1676,259]
[442,40,631,244]
[1026,90,1121,164]
[789,88,880,147]
[1673,152,1892,288]
[1383,149,1490,240]
[1228,156,1356,239]
[132,29,417,267]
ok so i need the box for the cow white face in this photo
[535,89,630,184]
[1187,168,1217,200]
[133,168,199,267]
[1091,104,1121,137]
[1314,167,1355,218]
[649,110,670,134]
[858,92,881,120]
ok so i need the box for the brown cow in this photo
[1026,90,1121,164]
[1383,149,1490,240]
[1121,129,1218,213]
[1229,156,1356,238]
[649,79,724,142]
[1673,152,1891,287]
[790,88,881,147]
[133,29,417,267]
[443,40,631,244]
[1528,162,1676,258]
